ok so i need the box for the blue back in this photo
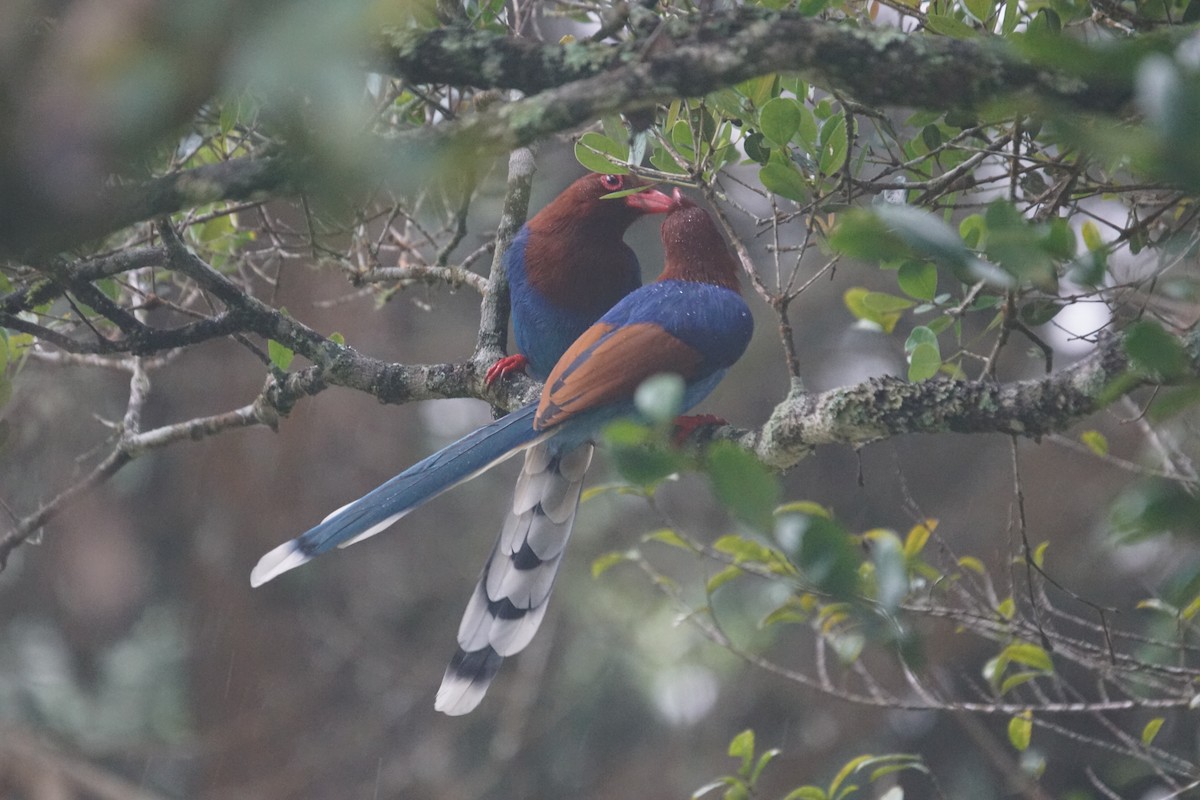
[539,279,753,451]
[599,280,754,376]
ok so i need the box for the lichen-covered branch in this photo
[376,8,1136,115]
[728,331,1179,470]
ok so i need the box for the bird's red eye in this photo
[600,174,624,191]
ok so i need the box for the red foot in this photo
[485,354,529,386]
[672,414,728,447]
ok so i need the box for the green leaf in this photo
[867,530,907,609]
[581,482,648,503]
[997,596,1015,619]
[1080,430,1108,456]
[962,0,994,22]
[1007,712,1033,751]
[762,596,811,627]
[706,442,781,531]
[789,515,861,598]
[635,373,686,425]
[644,528,694,551]
[759,97,803,145]
[713,534,776,564]
[1142,717,1165,746]
[707,564,744,593]
[268,339,295,371]
[1111,479,1200,540]
[897,261,938,301]
[1002,642,1054,672]
[744,131,771,164]
[844,288,903,333]
[1180,594,1200,621]
[738,74,777,108]
[1032,540,1049,569]
[959,213,986,248]
[691,779,729,799]
[874,204,972,271]
[1068,250,1108,286]
[605,420,686,486]
[925,12,979,37]
[328,331,345,345]
[592,550,632,578]
[759,162,809,202]
[776,501,832,518]
[980,202,1057,289]
[1019,299,1063,326]
[650,143,689,175]
[1001,0,1021,33]
[751,748,780,784]
[1125,320,1191,379]
[861,292,915,314]
[829,755,873,799]
[796,104,819,149]
[782,788,828,800]
[706,89,746,121]
[1081,220,1104,251]
[958,556,986,575]
[670,118,698,160]
[999,670,1045,695]
[1148,384,1200,422]
[921,124,942,152]
[1043,218,1076,259]
[904,326,937,353]
[574,132,630,174]
[830,212,906,262]
[728,729,756,776]
[904,520,935,559]
[907,342,941,382]
[818,115,848,174]
[1137,598,1178,615]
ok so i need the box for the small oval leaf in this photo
[1008,712,1033,751]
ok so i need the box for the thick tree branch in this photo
[377,9,1138,113]
[727,331,1185,469]
[6,9,1153,256]
[2,246,167,315]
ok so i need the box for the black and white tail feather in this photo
[434,441,592,715]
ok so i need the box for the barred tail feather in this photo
[434,441,592,715]
[251,404,543,587]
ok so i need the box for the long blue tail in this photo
[251,403,542,586]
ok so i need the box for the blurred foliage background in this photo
[4,0,1200,799]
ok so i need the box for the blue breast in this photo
[505,227,642,380]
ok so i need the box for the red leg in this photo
[484,354,529,386]
[671,414,727,446]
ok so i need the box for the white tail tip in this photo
[250,541,311,587]
[435,673,489,716]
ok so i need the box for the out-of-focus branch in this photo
[5,7,1153,256]
[0,727,171,800]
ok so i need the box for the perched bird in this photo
[251,191,754,715]
[467,172,672,712]
[486,171,675,385]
